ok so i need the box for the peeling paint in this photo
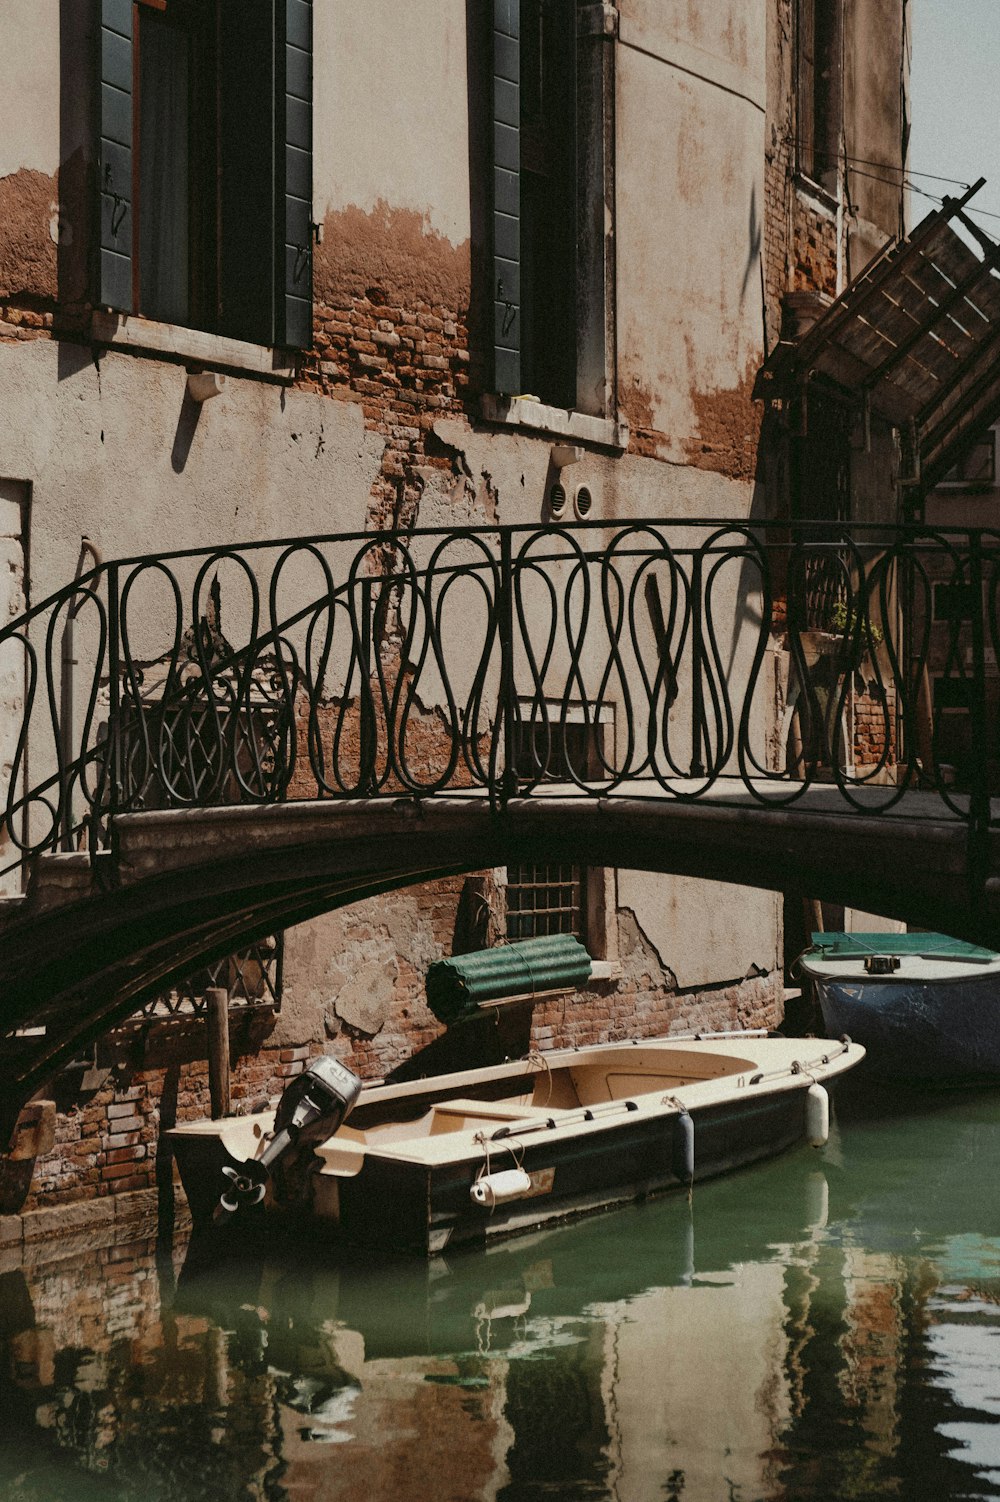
[329,958,398,1037]
[617,907,677,988]
[314,199,471,311]
[684,355,764,482]
[0,149,90,307]
[0,167,57,300]
[619,372,673,460]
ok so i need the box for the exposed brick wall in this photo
[763,0,843,322]
[853,676,896,768]
[532,970,783,1051]
[764,142,791,349]
[300,286,479,534]
[791,193,839,299]
[0,302,57,343]
[6,1016,322,1214]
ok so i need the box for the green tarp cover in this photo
[811,932,998,962]
[426,934,593,1026]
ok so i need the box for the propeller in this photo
[215,1158,270,1221]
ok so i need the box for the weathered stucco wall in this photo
[0,339,383,604]
[0,0,91,310]
[845,0,908,264]
[0,1,60,180]
[616,0,767,469]
[315,1,472,251]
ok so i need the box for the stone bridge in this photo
[2,518,1000,1130]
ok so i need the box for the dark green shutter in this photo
[492,0,521,394]
[98,0,133,311]
[279,0,313,349]
[220,0,276,344]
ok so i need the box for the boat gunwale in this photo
[800,956,1000,984]
[168,1036,863,1173]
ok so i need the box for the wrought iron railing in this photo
[132,936,282,1020]
[0,518,997,886]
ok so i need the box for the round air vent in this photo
[549,481,568,519]
[574,483,594,518]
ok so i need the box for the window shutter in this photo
[219,0,276,344]
[797,0,816,181]
[98,0,133,311]
[279,0,313,349]
[492,0,521,395]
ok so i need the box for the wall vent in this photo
[574,483,594,518]
[549,481,568,519]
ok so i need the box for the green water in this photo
[3,1084,1000,1501]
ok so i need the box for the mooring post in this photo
[497,527,519,803]
[206,987,231,1119]
[967,530,991,917]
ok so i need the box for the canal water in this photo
[3,1084,1000,1502]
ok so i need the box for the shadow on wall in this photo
[57,0,94,316]
[0,1102,56,1216]
[465,0,490,403]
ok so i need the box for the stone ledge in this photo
[0,1213,22,1248]
[4,1183,191,1268]
[23,1196,115,1243]
[481,394,629,451]
[91,311,297,382]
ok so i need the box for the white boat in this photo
[169,1032,864,1256]
[798,932,1000,1083]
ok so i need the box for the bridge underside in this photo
[2,790,998,1138]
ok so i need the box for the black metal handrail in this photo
[1,517,997,886]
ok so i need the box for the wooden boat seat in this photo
[314,1097,554,1176]
[427,1098,556,1134]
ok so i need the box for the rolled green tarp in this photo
[426,934,593,1026]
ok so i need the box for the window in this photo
[796,0,844,197]
[933,580,977,623]
[940,431,997,488]
[490,0,613,414]
[506,860,584,941]
[934,678,974,711]
[504,714,613,956]
[98,0,313,349]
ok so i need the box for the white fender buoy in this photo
[805,1083,830,1147]
[674,1110,695,1185]
[471,1168,533,1208]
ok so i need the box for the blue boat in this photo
[798,932,1000,1083]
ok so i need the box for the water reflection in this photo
[3,1087,1000,1500]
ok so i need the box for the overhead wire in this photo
[786,136,974,188]
[785,135,1000,223]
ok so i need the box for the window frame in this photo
[487,0,616,422]
[97,0,314,352]
[795,0,844,202]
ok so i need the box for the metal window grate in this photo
[506,861,583,941]
[505,717,597,942]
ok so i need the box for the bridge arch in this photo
[1,791,991,1132]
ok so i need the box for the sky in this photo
[907,0,1000,231]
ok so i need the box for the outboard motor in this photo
[216,1055,362,1221]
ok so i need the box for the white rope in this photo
[526,1047,553,1105]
